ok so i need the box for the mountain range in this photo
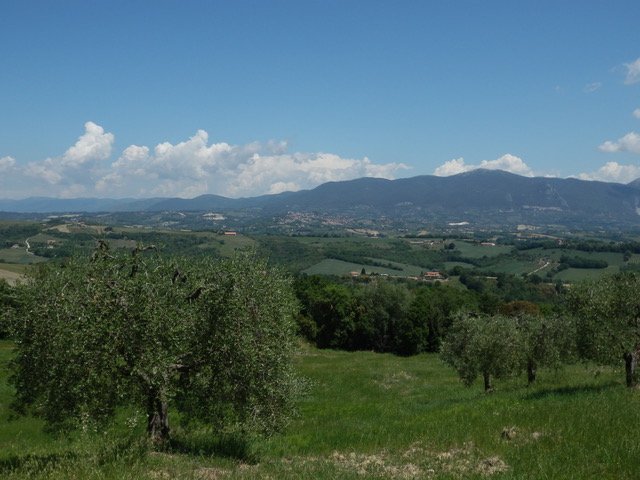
[2,169,640,229]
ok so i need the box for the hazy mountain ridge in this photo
[2,170,640,228]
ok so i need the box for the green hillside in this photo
[1,341,638,479]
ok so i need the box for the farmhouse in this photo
[422,271,443,280]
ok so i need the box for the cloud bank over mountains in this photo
[1,114,640,199]
[433,154,535,178]
[1,122,410,199]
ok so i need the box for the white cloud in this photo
[61,121,113,167]
[575,162,640,183]
[433,158,467,176]
[59,184,88,199]
[624,57,640,85]
[94,128,410,198]
[0,123,409,199]
[598,132,640,154]
[633,108,640,119]
[226,152,408,198]
[0,156,16,172]
[434,154,534,177]
[269,181,300,195]
[584,82,602,93]
[23,121,114,185]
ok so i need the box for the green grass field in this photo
[0,248,48,265]
[452,241,513,259]
[302,258,424,277]
[1,339,639,479]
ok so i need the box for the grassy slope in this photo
[302,258,423,276]
[1,340,639,479]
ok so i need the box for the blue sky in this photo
[1,0,639,199]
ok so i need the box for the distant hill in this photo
[2,170,640,229]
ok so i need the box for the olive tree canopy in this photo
[10,245,305,441]
[568,273,640,388]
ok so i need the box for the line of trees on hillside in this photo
[557,254,608,269]
[514,238,640,254]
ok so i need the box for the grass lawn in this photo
[1,341,639,479]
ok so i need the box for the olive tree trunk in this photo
[527,359,537,385]
[483,372,493,392]
[623,350,640,388]
[147,394,170,442]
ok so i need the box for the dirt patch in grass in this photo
[377,371,417,390]
[326,442,509,478]
[208,442,509,479]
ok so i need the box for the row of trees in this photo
[5,245,306,442]
[441,273,640,390]
[440,313,574,391]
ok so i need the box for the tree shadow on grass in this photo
[525,382,619,401]
[166,430,263,464]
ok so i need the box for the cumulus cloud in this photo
[61,121,113,167]
[0,156,16,172]
[598,132,640,154]
[433,154,534,177]
[228,152,382,197]
[269,181,300,195]
[624,57,640,85]
[93,128,410,198]
[0,123,410,199]
[633,108,640,119]
[575,162,640,183]
[23,121,114,186]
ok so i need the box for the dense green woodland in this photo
[293,272,563,355]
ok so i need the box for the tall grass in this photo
[1,340,639,478]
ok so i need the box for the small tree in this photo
[568,273,640,388]
[440,313,524,391]
[10,245,304,442]
[498,302,577,384]
[514,313,577,384]
[0,279,20,339]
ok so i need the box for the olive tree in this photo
[0,278,20,339]
[10,245,304,441]
[568,273,640,388]
[440,313,524,391]
[516,313,577,383]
